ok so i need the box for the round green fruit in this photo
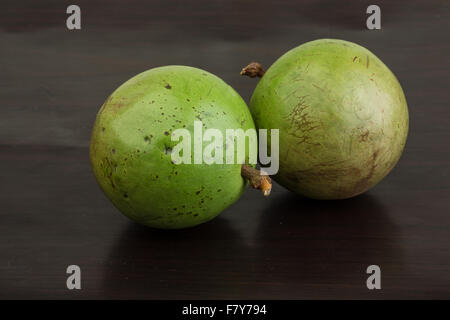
[245,39,409,199]
[90,66,263,229]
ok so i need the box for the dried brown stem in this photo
[240,62,265,78]
[241,164,272,196]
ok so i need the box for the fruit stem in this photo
[241,164,272,196]
[240,62,265,78]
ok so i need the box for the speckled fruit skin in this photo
[249,39,409,199]
[90,66,255,229]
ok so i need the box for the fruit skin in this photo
[90,66,255,229]
[249,39,409,199]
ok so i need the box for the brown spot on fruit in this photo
[359,130,370,142]
[312,83,325,91]
[165,84,172,89]
[351,150,379,196]
[286,98,320,146]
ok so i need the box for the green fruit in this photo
[247,39,409,199]
[90,66,256,229]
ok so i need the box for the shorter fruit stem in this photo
[240,62,265,78]
[241,164,272,196]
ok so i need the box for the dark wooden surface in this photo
[1,0,449,299]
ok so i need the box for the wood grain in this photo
[0,0,449,299]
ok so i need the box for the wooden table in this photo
[1,0,449,299]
